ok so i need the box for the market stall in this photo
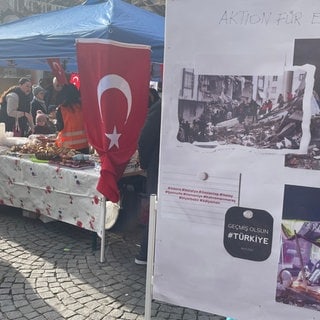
[0,134,144,261]
[0,0,159,262]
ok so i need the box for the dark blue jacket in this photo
[138,99,161,195]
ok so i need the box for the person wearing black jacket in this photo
[135,99,161,265]
[0,78,34,136]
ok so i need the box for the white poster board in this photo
[153,1,320,319]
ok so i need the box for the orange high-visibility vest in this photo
[56,103,88,151]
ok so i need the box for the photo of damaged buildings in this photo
[177,68,308,152]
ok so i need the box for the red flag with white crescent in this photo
[47,58,68,85]
[76,39,150,203]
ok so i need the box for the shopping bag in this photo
[13,119,21,137]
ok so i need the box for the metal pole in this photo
[100,196,107,263]
[144,194,157,320]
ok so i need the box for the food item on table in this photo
[72,154,90,161]
[9,141,79,161]
[35,145,79,161]
[10,142,39,154]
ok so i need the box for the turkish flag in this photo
[47,58,68,84]
[69,72,81,90]
[76,39,150,203]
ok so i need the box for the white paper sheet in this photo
[153,1,320,319]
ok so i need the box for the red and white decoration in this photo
[47,58,68,84]
[76,39,150,202]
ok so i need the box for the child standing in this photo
[47,105,57,133]
[34,110,54,134]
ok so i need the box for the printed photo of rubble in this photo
[285,38,320,170]
[276,185,320,312]
[177,68,308,151]
[285,115,320,170]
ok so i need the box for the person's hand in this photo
[24,112,35,132]
[24,112,33,123]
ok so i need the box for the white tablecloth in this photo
[0,155,105,237]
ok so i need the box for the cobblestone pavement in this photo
[0,206,227,320]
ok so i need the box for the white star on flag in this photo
[105,126,122,149]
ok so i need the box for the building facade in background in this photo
[0,0,165,24]
[0,0,165,92]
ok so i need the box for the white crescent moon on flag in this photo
[97,74,132,124]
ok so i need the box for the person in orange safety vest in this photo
[55,84,89,154]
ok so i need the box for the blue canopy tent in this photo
[0,0,164,72]
[0,0,164,263]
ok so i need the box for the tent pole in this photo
[145,194,157,320]
[100,196,107,263]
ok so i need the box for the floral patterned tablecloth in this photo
[0,155,105,237]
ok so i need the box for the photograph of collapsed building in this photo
[177,68,307,151]
[285,38,320,170]
[276,185,320,312]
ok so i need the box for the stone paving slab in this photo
[0,206,227,320]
